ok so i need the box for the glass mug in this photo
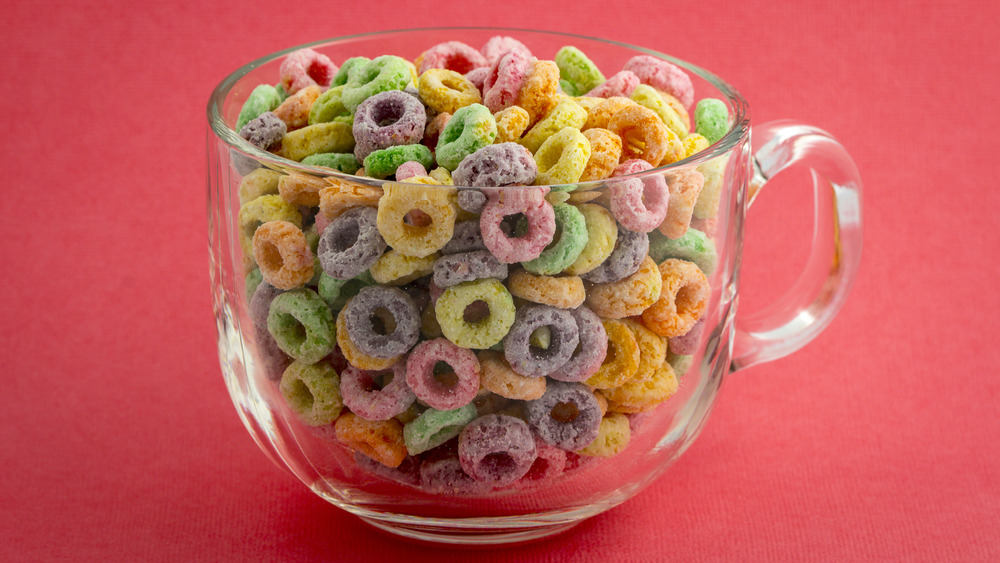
[206,28,862,544]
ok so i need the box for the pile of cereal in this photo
[235,36,726,494]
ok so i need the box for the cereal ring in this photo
[564,203,617,276]
[317,206,386,280]
[343,286,420,359]
[581,225,648,284]
[695,98,730,144]
[354,450,421,487]
[318,270,375,311]
[432,250,508,288]
[641,258,711,337]
[267,288,336,364]
[464,66,489,92]
[519,99,588,154]
[482,48,533,114]
[585,70,639,99]
[478,350,546,401]
[577,413,631,456]
[280,360,343,426]
[452,142,537,187]
[506,269,586,309]
[418,68,482,115]
[668,350,694,377]
[440,219,486,254]
[518,438,567,484]
[607,159,670,233]
[249,281,283,330]
[694,156,727,219]
[336,302,399,371]
[279,48,336,95]
[278,172,327,207]
[555,46,606,96]
[237,84,282,131]
[253,221,315,290]
[631,84,689,139]
[660,168,704,239]
[273,85,321,130]
[586,319,640,389]
[548,305,608,382]
[479,186,555,263]
[456,189,487,214]
[669,318,705,355]
[238,195,302,265]
[334,412,407,468]
[493,106,531,144]
[514,60,561,125]
[435,278,516,349]
[605,362,679,413]
[582,96,635,130]
[318,178,382,222]
[459,414,537,486]
[369,250,437,286]
[352,90,427,161]
[481,35,532,65]
[254,325,291,382]
[521,203,587,275]
[420,449,492,494]
[238,168,282,206]
[406,338,481,410]
[332,56,370,87]
[394,160,428,180]
[579,128,623,182]
[301,153,361,174]
[403,403,478,455]
[418,41,488,74]
[309,85,351,125]
[623,319,667,382]
[363,144,434,179]
[280,121,355,162]
[435,103,498,171]
[586,255,663,319]
[525,381,603,451]
[428,166,454,185]
[340,361,416,421]
[341,55,412,113]
[623,55,694,109]
[377,182,457,257]
[239,111,286,151]
[422,111,451,150]
[607,103,675,166]
[502,304,580,377]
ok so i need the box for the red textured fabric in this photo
[2,1,999,560]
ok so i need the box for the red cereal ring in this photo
[607,159,670,233]
[479,187,556,263]
[279,48,337,95]
[418,41,489,75]
[405,337,481,410]
[482,48,534,114]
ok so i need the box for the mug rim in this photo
[207,26,751,187]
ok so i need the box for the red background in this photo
[3,0,998,560]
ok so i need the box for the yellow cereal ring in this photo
[605,362,679,413]
[493,106,531,144]
[564,203,617,276]
[369,249,438,286]
[252,221,315,290]
[519,99,588,153]
[377,182,457,257]
[608,104,679,167]
[578,413,631,457]
[631,84,689,139]
[641,259,710,338]
[334,412,408,468]
[239,194,302,267]
[565,190,603,205]
[238,168,282,205]
[279,121,355,162]
[533,126,591,187]
[418,68,482,115]
[278,172,327,207]
[572,95,603,114]
[694,156,727,219]
[661,91,691,132]
[682,133,711,159]
[336,301,400,370]
[514,59,560,125]
[318,177,382,221]
[579,128,623,182]
[583,97,636,130]
[586,319,640,389]
[478,350,546,400]
[273,84,322,130]
[622,319,667,382]
[585,256,663,319]
[506,269,587,309]
[428,166,454,185]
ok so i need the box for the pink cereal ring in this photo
[608,159,670,233]
[481,35,532,65]
[482,48,533,114]
[418,41,488,75]
[465,66,489,92]
[479,187,556,263]
[279,48,337,95]
[586,70,640,99]
[395,161,428,181]
[623,55,695,109]
[405,338,481,410]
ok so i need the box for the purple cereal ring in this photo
[502,304,580,377]
[482,48,533,113]
[317,206,387,280]
[279,48,337,95]
[249,281,284,330]
[457,189,487,213]
[623,54,695,109]
[581,225,649,284]
[525,380,603,451]
[669,317,705,355]
[440,220,486,255]
[433,250,508,288]
[239,111,286,151]
[452,143,538,187]
[342,285,420,359]
[405,338,480,410]
[481,35,532,65]
[548,306,608,382]
[254,325,291,382]
[339,361,416,421]
[395,160,428,180]
[419,448,492,494]
[352,90,427,161]
[479,187,555,263]
[608,159,670,233]
[355,451,422,487]
[586,70,640,99]
[459,414,537,487]
[418,41,488,74]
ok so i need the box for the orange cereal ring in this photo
[579,128,623,182]
[377,182,457,258]
[583,97,635,131]
[577,412,631,457]
[506,269,586,309]
[278,172,327,207]
[608,104,675,166]
[514,60,560,125]
[418,68,482,115]
[252,221,315,290]
[273,85,322,130]
[238,194,302,265]
[593,389,609,417]
[586,319,640,389]
[585,256,663,319]
[493,106,530,144]
[319,177,383,221]
[336,301,400,370]
[622,320,667,382]
[478,350,547,401]
[334,412,407,468]
[641,258,710,337]
[659,168,704,239]
[604,362,679,413]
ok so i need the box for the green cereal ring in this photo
[267,288,336,364]
[246,268,263,301]
[648,228,718,275]
[281,121,355,162]
[332,56,370,87]
[560,79,580,97]
[318,270,375,311]
[363,144,434,179]
[301,152,361,174]
[274,83,289,103]
[308,85,352,125]
[435,103,497,171]
[280,360,343,426]
[238,194,302,261]
[342,55,412,113]
[237,84,282,131]
[238,168,282,206]
[435,278,516,349]
[534,126,592,189]
[578,413,631,457]
[555,46,606,98]
[403,403,477,455]
[564,203,617,276]
[631,84,689,139]
[521,203,588,275]
[694,98,729,144]
[519,98,588,154]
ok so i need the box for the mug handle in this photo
[730,120,863,371]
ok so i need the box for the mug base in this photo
[358,515,584,545]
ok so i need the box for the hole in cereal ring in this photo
[259,241,283,271]
[602,341,618,366]
[432,361,459,387]
[463,300,491,324]
[529,326,552,350]
[369,307,397,336]
[523,457,550,481]
[550,401,580,423]
[331,221,361,252]
[371,369,394,391]
[372,101,404,127]
[288,379,315,410]
[675,284,700,313]
[500,213,529,238]
[404,209,433,227]
[308,61,333,86]
[480,452,516,476]
[245,220,263,239]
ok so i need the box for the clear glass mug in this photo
[206,28,862,544]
